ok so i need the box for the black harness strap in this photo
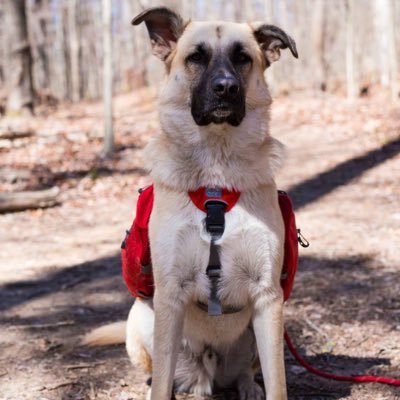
[204,201,226,316]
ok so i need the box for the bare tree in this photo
[311,0,327,91]
[373,0,389,87]
[386,0,398,101]
[68,0,80,102]
[0,3,5,88]
[30,0,51,92]
[4,0,34,114]
[345,0,356,100]
[102,0,113,156]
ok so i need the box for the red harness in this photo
[121,184,299,302]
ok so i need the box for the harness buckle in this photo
[205,201,226,238]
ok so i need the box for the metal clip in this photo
[121,230,130,249]
[297,229,310,248]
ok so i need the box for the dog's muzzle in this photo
[191,72,246,126]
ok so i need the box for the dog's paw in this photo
[237,379,264,400]
[146,388,176,400]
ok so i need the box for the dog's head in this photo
[132,7,297,128]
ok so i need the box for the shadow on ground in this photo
[289,137,400,210]
[291,255,400,328]
[0,254,125,314]
[1,250,399,399]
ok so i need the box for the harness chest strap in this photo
[204,201,226,316]
[189,187,242,317]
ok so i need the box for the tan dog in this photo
[85,7,297,400]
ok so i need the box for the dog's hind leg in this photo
[237,373,265,400]
[215,327,264,400]
[126,299,154,374]
[174,340,218,397]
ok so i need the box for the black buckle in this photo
[205,201,226,238]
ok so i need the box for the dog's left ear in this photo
[251,23,298,67]
[132,7,184,61]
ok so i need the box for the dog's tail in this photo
[81,321,126,346]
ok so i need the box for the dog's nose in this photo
[212,76,240,98]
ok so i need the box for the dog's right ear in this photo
[132,7,184,61]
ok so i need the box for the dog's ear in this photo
[251,23,298,67]
[132,7,184,61]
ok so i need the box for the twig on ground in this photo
[0,129,34,140]
[28,320,75,329]
[66,362,105,370]
[39,380,77,391]
[0,186,60,212]
[304,317,329,340]
[89,382,96,400]
[9,320,75,330]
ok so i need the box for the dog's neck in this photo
[143,106,285,192]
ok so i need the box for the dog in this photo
[84,7,298,400]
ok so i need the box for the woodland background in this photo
[0,0,399,116]
[0,1,400,400]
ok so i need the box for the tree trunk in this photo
[311,0,327,91]
[386,0,398,101]
[31,0,51,91]
[68,0,80,102]
[102,0,113,156]
[0,3,6,87]
[345,0,356,100]
[373,0,390,87]
[4,0,34,115]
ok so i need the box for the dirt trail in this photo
[0,91,399,400]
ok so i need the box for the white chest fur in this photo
[149,184,285,346]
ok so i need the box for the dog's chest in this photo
[150,187,284,307]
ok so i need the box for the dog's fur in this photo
[84,7,297,400]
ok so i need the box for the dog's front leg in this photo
[150,290,185,400]
[252,294,287,400]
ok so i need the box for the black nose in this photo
[212,76,240,98]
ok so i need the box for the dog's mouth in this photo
[192,104,245,127]
[210,107,233,122]
[211,107,232,118]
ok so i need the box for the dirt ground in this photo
[0,88,399,400]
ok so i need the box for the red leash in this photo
[284,329,400,386]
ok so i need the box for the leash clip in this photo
[297,229,310,248]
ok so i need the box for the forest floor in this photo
[0,88,400,400]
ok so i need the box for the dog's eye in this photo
[187,51,206,64]
[234,52,252,64]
